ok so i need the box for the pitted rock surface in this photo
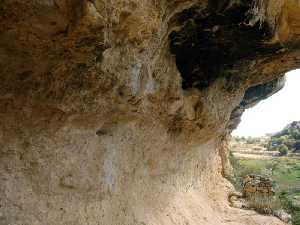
[1,0,300,224]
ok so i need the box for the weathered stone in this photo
[274,209,292,223]
[1,0,300,224]
[241,175,276,214]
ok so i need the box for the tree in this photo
[291,130,300,139]
[267,137,280,151]
[235,136,241,142]
[246,137,255,144]
[278,135,289,145]
[278,144,288,156]
[294,141,300,152]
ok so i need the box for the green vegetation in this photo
[231,121,300,223]
[234,136,263,144]
[233,121,300,156]
[267,121,300,153]
[229,153,300,224]
[278,144,289,156]
[232,136,267,148]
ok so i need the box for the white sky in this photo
[232,69,300,137]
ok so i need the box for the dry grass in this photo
[246,193,280,214]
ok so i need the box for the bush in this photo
[267,137,281,151]
[291,130,300,139]
[294,141,300,151]
[279,192,300,225]
[246,137,260,144]
[246,138,254,144]
[278,144,288,156]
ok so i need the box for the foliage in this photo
[267,121,300,153]
[279,192,300,225]
[294,141,300,151]
[278,144,288,156]
[228,152,244,191]
[233,136,262,145]
[229,155,300,224]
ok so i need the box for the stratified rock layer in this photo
[1,0,300,224]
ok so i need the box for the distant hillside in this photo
[267,121,300,155]
[274,121,300,138]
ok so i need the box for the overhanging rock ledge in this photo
[1,0,300,224]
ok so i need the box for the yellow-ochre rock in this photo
[1,0,300,224]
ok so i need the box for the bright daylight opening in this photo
[233,70,300,137]
[229,70,300,224]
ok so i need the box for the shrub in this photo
[246,137,256,144]
[291,130,300,139]
[294,141,300,151]
[279,192,300,225]
[278,144,288,156]
[247,193,276,214]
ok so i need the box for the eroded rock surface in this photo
[1,0,300,224]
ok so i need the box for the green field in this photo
[230,155,300,224]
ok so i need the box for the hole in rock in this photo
[233,71,300,138]
[230,70,300,222]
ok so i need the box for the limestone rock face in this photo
[1,0,300,224]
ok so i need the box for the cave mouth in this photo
[233,70,300,138]
[230,70,300,224]
[169,0,281,90]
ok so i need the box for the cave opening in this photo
[230,70,300,224]
[233,70,300,138]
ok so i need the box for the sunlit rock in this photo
[1,0,300,224]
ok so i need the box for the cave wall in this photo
[1,0,300,224]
